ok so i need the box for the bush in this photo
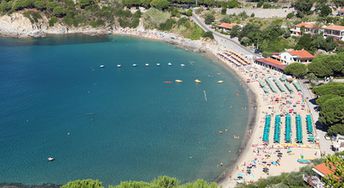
[185,9,192,17]
[204,14,215,25]
[159,18,175,31]
[49,16,58,26]
[150,0,170,10]
[202,31,214,39]
[62,179,103,188]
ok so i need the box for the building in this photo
[255,58,286,72]
[304,163,337,188]
[332,134,344,152]
[216,22,238,33]
[272,49,314,65]
[323,25,344,41]
[290,22,320,36]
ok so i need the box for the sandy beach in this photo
[111,28,321,187]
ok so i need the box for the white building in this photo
[272,49,314,65]
[290,22,320,36]
[323,25,344,41]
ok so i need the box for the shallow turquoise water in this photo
[0,35,249,185]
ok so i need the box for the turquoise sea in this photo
[0,35,250,185]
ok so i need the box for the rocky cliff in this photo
[0,13,111,38]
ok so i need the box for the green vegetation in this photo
[284,63,308,78]
[23,10,42,23]
[62,179,103,188]
[313,83,344,136]
[285,53,344,79]
[61,176,217,188]
[309,53,344,78]
[238,152,344,188]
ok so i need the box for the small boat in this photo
[99,65,105,68]
[181,64,185,67]
[164,81,172,84]
[145,63,149,67]
[175,80,183,83]
[117,64,122,68]
[217,80,224,84]
[132,64,137,67]
[194,79,201,84]
[48,157,55,162]
[156,63,160,66]
[168,62,172,66]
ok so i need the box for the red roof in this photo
[217,22,237,30]
[255,58,286,70]
[289,49,314,60]
[295,22,318,29]
[323,25,344,31]
[313,163,336,177]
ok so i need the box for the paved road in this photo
[191,12,257,58]
[299,80,334,155]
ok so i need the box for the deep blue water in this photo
[0,35,249,185]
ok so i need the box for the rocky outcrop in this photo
[0,12,112,38]
[0,13,45,37]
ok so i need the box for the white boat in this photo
[156,63,160,66]
[117,64,122,68]
[145,63,149,67]
[99,65,105,68]
[168,62,172,66]
[175,79,183,83]
[181,64,185,67]
[48,157,55,162]
[217,80,224,84]
[132,64,137,67]
[194,79,201,84]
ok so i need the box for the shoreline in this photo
[109,29,263,187]
[0,29,259,187]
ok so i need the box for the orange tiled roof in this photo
[289,49,314,60]
[217,22,237,30]
[256,58,286,70]
[296,22,317,29]
[313,163,336,176]
[323,25,344,31]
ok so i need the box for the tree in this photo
[150,0,170,10]
[319,96,344,127]
[202,31,214,39]
[318,3,332,17]
[284,63,308,78]
[295,34,314,51]
[62,179,103,188]
[53,6,66,17]
[230,25,241,38]
[293,0,314,17]
[308,61,333,77]
[313,82,344,97]
[185,9,192,17]
[327,124,344,136]
[227,0,240,8]
[204,14,215,25]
